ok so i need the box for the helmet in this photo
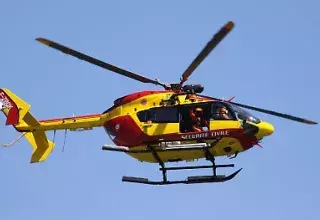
[195,107,203,116]
[219,106,228,114]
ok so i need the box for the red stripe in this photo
[114,90,172,106]
[39,114,101,123]
[0,89,19,125]
[104,115,258,150]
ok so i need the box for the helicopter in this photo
[0,21,317,185]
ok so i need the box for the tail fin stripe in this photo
[0,89,19,125]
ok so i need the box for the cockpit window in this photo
[210,103,235,120]
[230,104,261,124]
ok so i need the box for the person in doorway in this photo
[189,107,209,132]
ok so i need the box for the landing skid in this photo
[102,143,242,185]
[122,169,242,185]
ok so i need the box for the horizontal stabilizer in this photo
[25,131,55,163]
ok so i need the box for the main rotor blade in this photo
[203,96,317,125]
[36,38,166,87]
[230,101,317,124]
[180,21,235,86]
[225,99,317,124]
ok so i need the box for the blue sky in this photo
[1,0,319,219]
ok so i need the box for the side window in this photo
[137,107,178,123]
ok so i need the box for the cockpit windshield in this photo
[230,104,261,124]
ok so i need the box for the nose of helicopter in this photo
[256,121,274,139]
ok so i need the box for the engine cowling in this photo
[182,84,204,94]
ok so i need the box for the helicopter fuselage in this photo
[102,90,274,163]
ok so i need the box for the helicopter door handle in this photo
[142,121,153,127]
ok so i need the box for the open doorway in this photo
[179,103,211,133]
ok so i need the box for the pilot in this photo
[216,106,230,120]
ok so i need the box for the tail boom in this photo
[1,88,106,163]
[17,113,105,132]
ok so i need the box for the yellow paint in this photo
[127,137,244,163]
[25,131,55,163]
[209,119,242,130]
[256,121,274,139]
[1,88,274,164]
[17,115,105,131]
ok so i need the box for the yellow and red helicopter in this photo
[1,21,317,185]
